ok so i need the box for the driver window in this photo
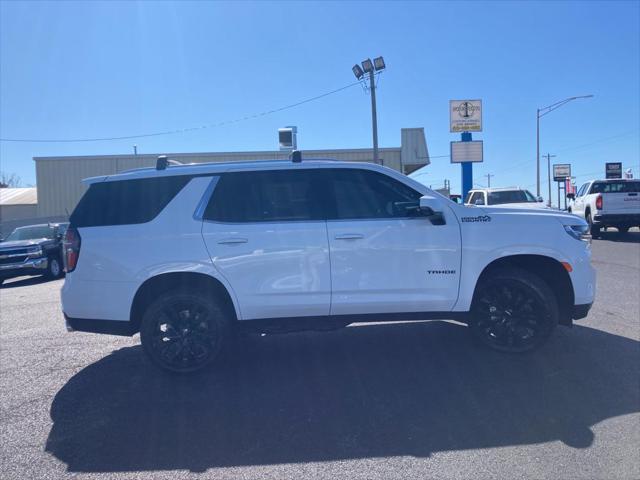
[327,169,422,220]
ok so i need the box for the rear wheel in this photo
[469,268,559,353]
[140,291,230,373]
[586,211,600,237]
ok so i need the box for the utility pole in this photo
[485,173,494,188]
[542,153,556,207]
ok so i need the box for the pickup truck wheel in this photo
[586,212,600,237]
[470,268,559,353]
[46,256,63,279]
[140,291,229,373]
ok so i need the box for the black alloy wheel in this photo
[470,268,558,353]
[140,292,228,373]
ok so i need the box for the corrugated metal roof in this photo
[0,187,37,205]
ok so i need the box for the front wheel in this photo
[140,291,230,373]
[469,268,559,353]
[46,256,64,279]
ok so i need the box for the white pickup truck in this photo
[568,179,640,235]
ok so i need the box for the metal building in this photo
[0,188,39,236]
[33,127,430,218]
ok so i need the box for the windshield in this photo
[488,190,537,205]
[5,226,54,241]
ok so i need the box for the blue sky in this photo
[1,1,638,203]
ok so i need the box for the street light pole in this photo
[352,57,386,166]
[369,69,379,165]
[536,95,593,201]
[536,110,540,196]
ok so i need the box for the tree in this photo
[0,172,22,188]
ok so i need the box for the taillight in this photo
[595,194,603,210]
[63,227,81,273]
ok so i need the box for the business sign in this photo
[450,140,483,163]
[553,164,571,182]
[605,162,622,179]
[450,99,482,132]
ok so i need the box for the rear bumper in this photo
[0,257,48,278]
[572,302,593,320]
[593,213,640,225]
[64,314,135,336]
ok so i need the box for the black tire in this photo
[469,267,559,353]
[140,290,230,373]
[46,256,64,279]
[586,211,600,237]
[617,226,629,234]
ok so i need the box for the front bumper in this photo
[0,257,48,278]
[593,213,640,225]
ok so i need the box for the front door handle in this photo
[334,233,364,240]
[217,238,248,245]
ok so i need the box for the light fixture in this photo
[352,64,364,80]
[361,58,374,73]
[373,56,386,71]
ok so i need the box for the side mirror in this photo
[474,198,485,206]
[566,193,575,200]
[537,196,544,202]
[419,195,441,216]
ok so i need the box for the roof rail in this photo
[156,155,183,170]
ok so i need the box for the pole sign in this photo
[450,100,482,132]
[553,164,571,182]
[450,140,483,163]
[605,162,622,179]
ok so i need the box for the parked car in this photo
[61,158,595,373]
[465,187,547,208]
[0,223,68,285]
[567,179,640,236]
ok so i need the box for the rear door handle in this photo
[217,238,248,245]
[334,233,364,240]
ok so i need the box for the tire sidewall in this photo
[140,291,229,373]
[470,268,559,353]
[47,256,63,279]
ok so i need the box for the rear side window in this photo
[70,176,191,227]
[326,169,422,219]
[590,181,640,194]
[204,170,324,222]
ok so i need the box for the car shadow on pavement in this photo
[0,275,54,289]
[45,321,639,473]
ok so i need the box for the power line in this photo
[0,79,370,143]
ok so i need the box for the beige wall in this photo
[34,148,403,217]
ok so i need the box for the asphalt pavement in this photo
[1,230,639,480]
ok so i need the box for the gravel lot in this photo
[1,231,639,480]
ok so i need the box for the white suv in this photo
[62,158,596,373]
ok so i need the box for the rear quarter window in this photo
[590,181,640,194]
[70,176,191,227]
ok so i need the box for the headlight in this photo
[564,225,591,243]
[27,246,43,257]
